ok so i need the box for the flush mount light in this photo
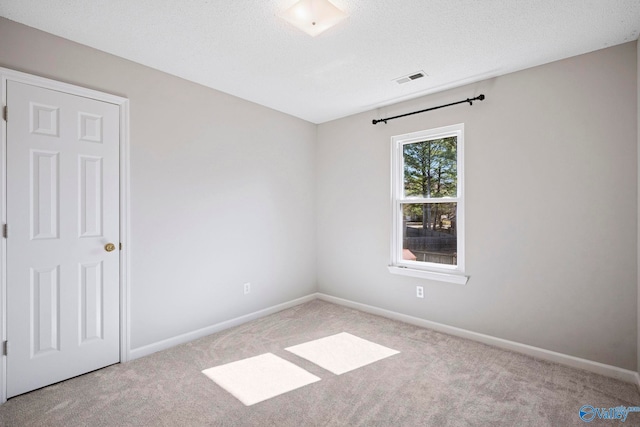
[280,0,347,37]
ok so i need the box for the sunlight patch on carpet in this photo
[202,353,320,406]
[285,332,400,375]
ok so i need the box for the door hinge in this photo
[2,224,6,238]
[2,341,7,356]
[2,106,6,122]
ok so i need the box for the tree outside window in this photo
[391,124,465,277]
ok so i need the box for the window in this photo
[388,123,468,284]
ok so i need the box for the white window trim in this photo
[389,123,469,285]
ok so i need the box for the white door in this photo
[6,81,120,398]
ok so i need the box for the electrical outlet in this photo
[416,285,424,299]
[244,282,251,295]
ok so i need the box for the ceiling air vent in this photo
[394,71,427,85]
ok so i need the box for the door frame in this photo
[0,67,131,403]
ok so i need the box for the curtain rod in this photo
[372,94,485,125]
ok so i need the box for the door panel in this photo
[6,81,120,398]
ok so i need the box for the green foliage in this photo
[403,136,457,198]
[402,137,457,232]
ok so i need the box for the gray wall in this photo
[0,18,317,350]
[317,42,638,370]
[0,17,637,372]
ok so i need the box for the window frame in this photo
[388,123,468,285]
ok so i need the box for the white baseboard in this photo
[129,294,317,360]
[128,291,637,385]
[316,293,638,384]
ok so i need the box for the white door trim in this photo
[0,67,131,403]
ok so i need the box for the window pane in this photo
[403,137,457,198]
[402,203,457,265]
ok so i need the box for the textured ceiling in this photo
[1,1,640,124]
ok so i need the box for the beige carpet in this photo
[0,299,638,426]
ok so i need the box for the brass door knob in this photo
[105,243,116,252]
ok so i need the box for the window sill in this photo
[387,266,469,285]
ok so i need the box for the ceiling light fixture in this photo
[280,0,347,37]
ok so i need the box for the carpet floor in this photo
[0,299,638,426]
